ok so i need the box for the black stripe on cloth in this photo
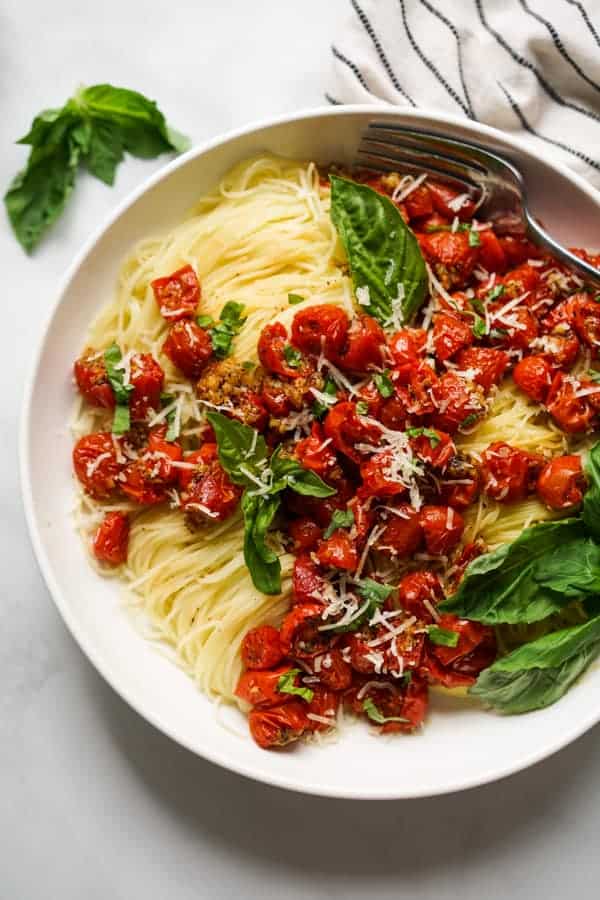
[498,80,600,172]
[476,0,600,125]
[350,0,417,105]
[563,0,600,48]
[519,0,600,94]
[331,45,373,94]
[325,93,343,105]
[397,0,473,118]
[417,0,476,119]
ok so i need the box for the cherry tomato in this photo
[546,373,598,434]
[258,322,311,379]
[295,422,338,477]
[360,450,408,499]
[292,554,326,605]
[409,428,456,471]
[480,441,535,502]
[248,702,308,749]
[128,353,165,420]
[423,616,496,687]
[388,328,426,381]
[410,361,439,416]
[379,386,412,430]
[393,675,429,734]
[537,455,585,510]
[377,505,423,558]
[73,432,123,499]
[454,347,509,393]
[431,372,484,433]
[163,321,213,379]
[151,264,200,321]
[291,304,349,357]
[397,571,444,623]
[501,263,541,299]
[432,312,473,362]
[74,349,115,409]
[323,401,381,463]
[537,333,580,370]
[382,621,426,675]
[572,293,600,352]
[305,687,340,732]
[288,518,322,551]
[512,354,554,403]
[235,665,297,708]
[230,390,268,433]
[418,230,479,289]
[438,456,480,509]
[177,444,218,490]
[477,229,507,273]
[428,181,477,220]
[498,236,540,266]
[419,505,464,555]
[488,303,539,351]
[403,184,434,220]
[316,531,358,572]
[449,540,486,588]
[331,315,386,373]
[315,649,353,691]
[241,625,284,670]
[280,603,329,658]
[347,634,380,675]
[181,460,242,521]
[541,293,581,333]
[92,511,129,565]
[145,426,183,483]
[347,495,375,545]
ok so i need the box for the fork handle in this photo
[525,212,600,290]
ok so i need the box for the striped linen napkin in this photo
[327,0,600,187]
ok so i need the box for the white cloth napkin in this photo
[327,0,600,187]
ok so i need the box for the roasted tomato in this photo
[380,385,412,430]
[145,426,183,482]
[403,183,434,220]
[129,353,165,419]
[74,349,115,409]
[360,450,407,499]
[388,328,426,381]
[498,235,539,266]
[536,333,580,370]
[181,460,242,522]
[241,625,284,670]
[546,373,598,434]
[305,687,340,731]
[73,432,123,499]
[292,554,326,605]
[439,455,480,509]
[419,505,464,556]
[480,441,538,502]
[323,401,381,463]
[314,649,353,691]
[431,372,484,433]
[92,511,129,565]
[395,676,429,733]
[332,314,386,373]
[382,619,426,675]
[477,229,507,273]
[428,181,477,220]
[572,293,600,352]
[248,702,308,749]
[288,518,322,551]
[501,263,541,299]
[432,312,473,362]
[177,444,217,490]
[423,616,497,687]
[316,530,358,572]
[291,304,349,357]
[418,230,479,289]
[347,633,380,675]
[378,505,423,557]
[410,361,439,417]
[449,540,486,588]
[512,354,554,403]
[163,321,213,379]
[295,422,338,476]
[541,293,581,333]
[258,321,311,379]
[536,455,585,510]
[280,603,329,658]
[236,665,297,708]
[409,428,455,472]
[488,302,539,351]
[348,678,428,734]
[397,571,444,624]
[151,264,200,321]
[454,347,509,393]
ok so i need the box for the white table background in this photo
[2,2,600,897]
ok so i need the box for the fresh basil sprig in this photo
[104,343,134,435]
[197,301,246,359]
[329,175,428,327]
[5,83,189,252]
[206,412,335,594]
[470,614,600,713]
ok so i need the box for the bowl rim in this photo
[19,103,600,799]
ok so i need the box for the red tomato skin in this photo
[380,387,412,431]
[128,353,165,420]
[572,294,600,351]
[419,505,464,555]
[177,444,218,490]
[454,347,509,393]
[292,554,326,605]
[432,312,473,363]
[410,361,439,417]
[258,322,310,379]
[498,236,540,266]
[181,461,242,521]
[73,432,123,499]
[480,441,532,502]
[315,649,353,691]
[428,181,476,220]
[536,455,585,510]
[439,469,480,510]
[241,625,284,670]
[288,518,323,552]
[163,322,213,380]
[477,229,507,273]
[418,230,479,287]
[397,571,444,623]
[92,511,130,565]
[513,355,554,403]
[280,603,329,658]
[291,304,349,357]
[488,304,539,351]
[235,665,296,708]
[151,264,200,321]
[422,616,497,687]
[347,634,379,675]
[538,334,580,370]
[248,702,308,749]
[305,687,340,732]
[378,505,423,557]
[331,315,386,373]
[316,531,358,572]
[546,373,597,434]
[360,451,408,499]
[403,184,434,220]
[323,402,381,463]
[501,263,541,299]
[409,429,456,472]
[431,372,484,434]
[74,351,115,409]
[388,676,428,734]
[388,328,425,381]
[295,423,338,477]
[146,426,183,483]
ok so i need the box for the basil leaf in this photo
[406,426,441,448]
[313,378,338,419]
[270,448,336,498]
[205,412,268,487]
[583,441,600,541]
[323,508,355,540]
[362,697,409,725]
[160,393,180,441]
[460,413,479,429]
[356,578,394,605]
[468,229,481,247]
[277,668,314,702]
[288,293,304,305]
[283,345,304,369]
[439,519,597,624]
[487,285,505,302]
[197,315,215,328]
[469,614,600,713]
[472,315,487,338]
[84,118,124,185]
[206,301,246,359]
[428,625,459,647]
[374,370,394,398]
[356,400,369,416]
[104,343,133,434]
[470,297,485,315]
[329,175,428,326]
[241,492,282,595]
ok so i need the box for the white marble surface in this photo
[3,2,600,897]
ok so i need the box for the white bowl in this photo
[21,106,600,799]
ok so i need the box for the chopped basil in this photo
[332,578,394,634]
[313,378,338,419]
[486,284,505,302]
[489,327,508,340]
[470,297,485,315]
[323,508,355,540]
[588,370,600,384]
[242,361,255,371]
[428,625,460,647]
[374,370,394,398]
[283,345,304,369]
[202,301,246,359]
[356,400,369,416]
[160,393,179,441]
[362,697,409,725]
[472,315,487,339]
[196,314,214,328]
[459,413,479,430]
[288,293,305,305]
[277,668,314,702]
[104,343,134,435]
[406,426,441,448]
[468,229,481,247]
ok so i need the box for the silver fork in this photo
[357,121,600,289]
